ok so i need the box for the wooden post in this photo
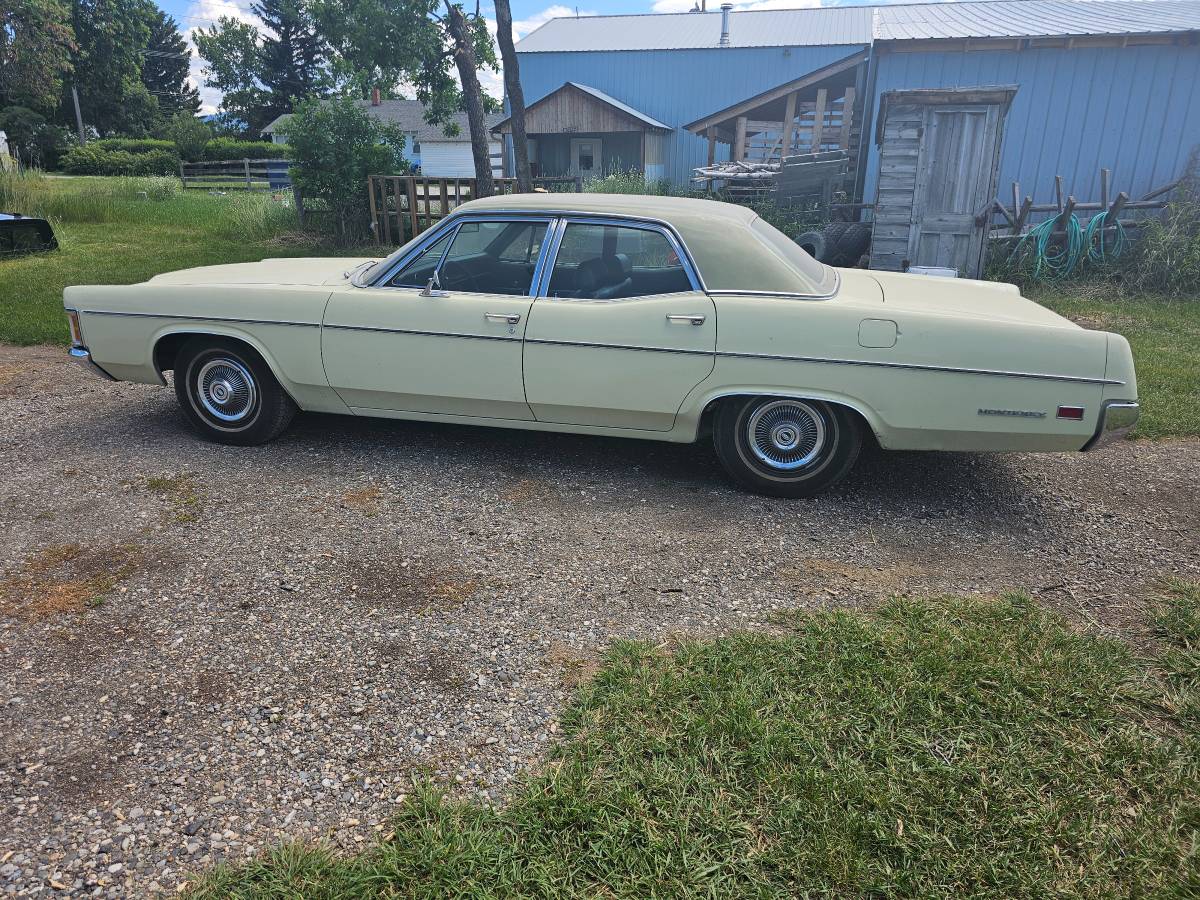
[733,116,748,162]
[244,158,252,190]
[1106,190,1129,222]
[1100,168,1110,210]
[1054,175,1064,214]
[1014,196,1033,234]
[812,88,827,150]
[706,126,717,167]
[439,178,449,223]
[838,87,855,151]
[293,184,305,228]
[367,176,380,244]
[406,176,418,238]
[178,160,187,188]
[781,91,798,157]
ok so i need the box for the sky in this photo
[158,0,916,117]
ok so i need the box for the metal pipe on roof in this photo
[720,2,733,46]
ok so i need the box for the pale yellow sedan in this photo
[64,193,1139,496]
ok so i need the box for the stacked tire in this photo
[794,222,872,268]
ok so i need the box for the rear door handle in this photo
[485,312,521,324]
[666,314,706,326]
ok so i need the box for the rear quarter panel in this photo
[65,283,347,413]
[680,292,1112,451]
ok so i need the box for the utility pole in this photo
[71,84,86,145]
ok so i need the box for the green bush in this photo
[89,137,179,156]
[281,96,406,243]
[1120,153,1200,298]
[203,137,287,160]
[164,114,213,163]
[61,146,180,176]
[0,107,74,171]
[583,170,674,196]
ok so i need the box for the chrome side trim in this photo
[707,274,841,302]
[323,323,519,342]
[81,309,320,328]
[526,337,712,356]
[69,345,117,381]
[716,348,1124,385]
[1082,400,1140,450]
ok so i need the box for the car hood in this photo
[146,257,376,287]
[867,270,1076,328]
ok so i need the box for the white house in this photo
[260,97,503,178]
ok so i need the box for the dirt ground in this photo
[1,343,1197,896]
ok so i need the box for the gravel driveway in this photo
[2,343,1198,896]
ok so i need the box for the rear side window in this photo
[547,223,693,300]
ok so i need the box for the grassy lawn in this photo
[191,587,1200,899]
[1034,290,1200,440]
[0,174,345,345]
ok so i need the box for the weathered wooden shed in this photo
[870,87,1017,277]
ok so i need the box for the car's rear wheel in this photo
[713,396,862,497]
[174,337,296,445]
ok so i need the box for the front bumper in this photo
[69,345,117,381]
[1082,400,1140,451]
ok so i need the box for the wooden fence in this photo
[367,175,582,245]
[179,159,291,191]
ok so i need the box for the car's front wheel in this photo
[174,337,296,445]
[713,396,862,497]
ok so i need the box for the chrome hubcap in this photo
[196,358,256,422]
[747,400,826,470]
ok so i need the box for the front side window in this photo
[547,223,693,300]
[388,219,549,295]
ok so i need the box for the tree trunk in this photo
[493,0,531,192]
[444,2,495,197]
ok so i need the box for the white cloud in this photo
[478,4,595,103]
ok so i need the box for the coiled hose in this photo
[1012,210,1127,280]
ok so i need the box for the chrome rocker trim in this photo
[69,345,117,381]
[1082,400,1140,450]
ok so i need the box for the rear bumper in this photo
[1082,400,1139,451]
[69,345,117,381]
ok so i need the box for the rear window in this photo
[749,218,837,295]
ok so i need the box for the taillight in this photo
[1057,406,1085,420]
[66,310,84,346]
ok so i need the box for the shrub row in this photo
[89,137,178,155]
[203,137,287,160]
[61,146,179,176]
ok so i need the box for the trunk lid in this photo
[866,270,1075,328]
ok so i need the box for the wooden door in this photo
[907,104,1005,277]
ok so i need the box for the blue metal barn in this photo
[503,0,1200,205]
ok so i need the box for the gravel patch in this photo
[2,343,1198,896]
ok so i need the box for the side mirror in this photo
[420,270,449,297]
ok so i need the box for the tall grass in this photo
[0,169,184,224]
[217,191,302,243]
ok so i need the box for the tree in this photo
[0,105,73,168]
[492,0,529,192]
[280,95,407,242]
[141,7,199,116]
[0,0,76,116]
[310,0,501,193]
[64,0,154,135]
[194,0,330,135]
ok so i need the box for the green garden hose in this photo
[1012,209,1127,280]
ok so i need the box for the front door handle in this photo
[666,314,706,326]
[485,312,521,325]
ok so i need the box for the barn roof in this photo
[515,0,1200,53]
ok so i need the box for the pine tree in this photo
[141,7,199,116]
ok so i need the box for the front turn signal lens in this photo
[66,310,83,346]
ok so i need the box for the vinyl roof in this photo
[515,0,1200,53]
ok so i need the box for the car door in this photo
[522,218,716,431]
[322,217,552,419]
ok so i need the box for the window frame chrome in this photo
[533,214,704,301]
[367,214,557,298]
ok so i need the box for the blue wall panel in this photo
[863,44,1200,206]
[517,45,867,183]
